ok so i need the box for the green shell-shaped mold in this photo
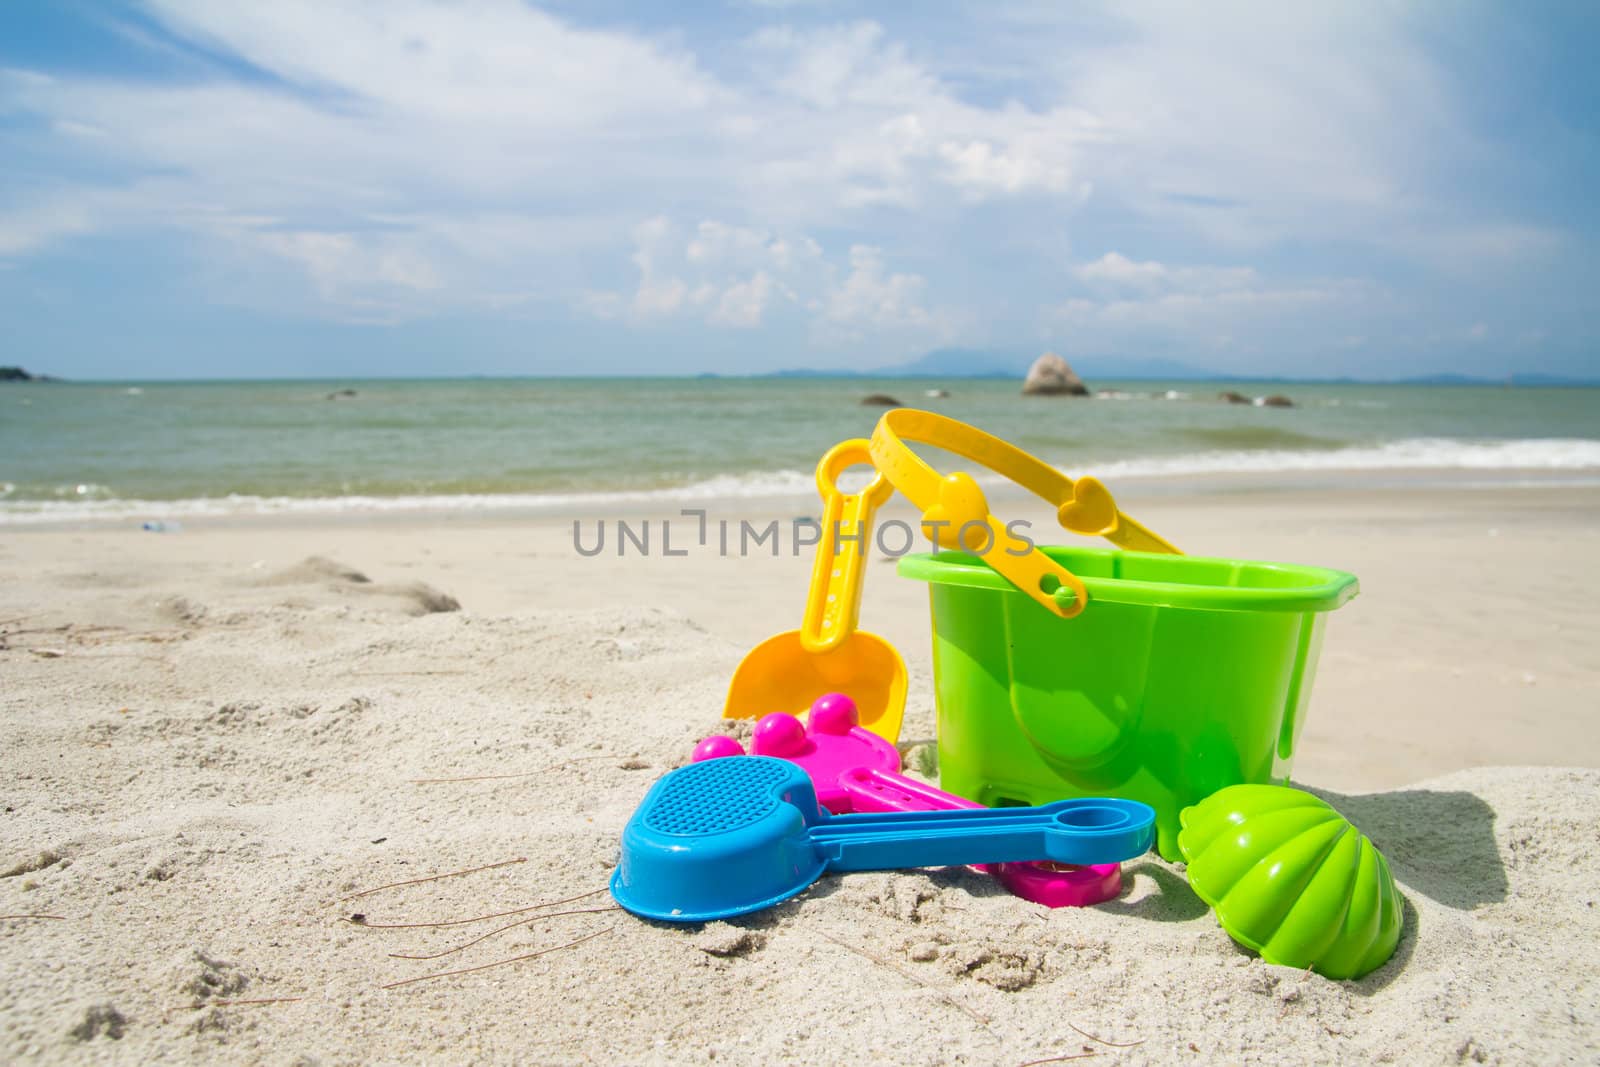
[1177,784,1403,980]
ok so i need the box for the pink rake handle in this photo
[691,694,1122,908]
[841,764,985,813]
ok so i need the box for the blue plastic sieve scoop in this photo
[609,756,1155,922]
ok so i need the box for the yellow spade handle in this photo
[801,440,893,654]
[868,409,1180,618]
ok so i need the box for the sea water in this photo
[2,377,1596,522]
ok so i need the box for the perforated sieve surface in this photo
[641,757,792,836]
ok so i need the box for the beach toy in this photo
[901,544,1358,860]
[693,694,1123,907]
[1177,785,1403,980]
[701,693,905,813]
[868,408,1181,619]
[724,439,907,741]
[610,757,1155,923]
[879,411,1358,859]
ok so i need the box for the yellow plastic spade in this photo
[723,439,908,742]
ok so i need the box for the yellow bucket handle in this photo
[867,409,1180,618]
[800,439,894,653]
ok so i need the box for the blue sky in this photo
[1,1,1597,380]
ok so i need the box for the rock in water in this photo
[1261,394,1294,408]
[1022,353,1088,396]
[1219,390,1252,405]
[860,393,903,407]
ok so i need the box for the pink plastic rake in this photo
[693,694,1122,908]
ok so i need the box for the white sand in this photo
[2,485,1597,1064]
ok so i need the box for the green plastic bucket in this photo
[898,546,1358,860]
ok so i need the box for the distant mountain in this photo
[759,353,1599,386]
[1507,372,1600,387]
[766,367,867,378]
[1052,355,1220,380]
[880,348,1218,380]
[0,366,61,382]
[762,348,1217,380]
[1395,373,1496,385]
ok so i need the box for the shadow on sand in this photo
[1309,785,1507,910]
[1095,860,1211,923]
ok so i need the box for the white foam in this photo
[1085,437,1600,480]
[0,469,819,525]
[3,437,1597,525]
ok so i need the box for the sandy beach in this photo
[7,0,1599,1061]
[3,482,1598,1064]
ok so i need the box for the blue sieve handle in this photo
[810,797,1155,872]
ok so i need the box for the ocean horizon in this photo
[5,376,1598,524]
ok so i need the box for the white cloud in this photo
[1012,4,1553,265]
[256,231,442,295]
[0,193,99,256]
[823,245,929,330]
[633,276,689,316]
[0,6,1516,272]
[142,0,721,129]
[1074,252,1170,290]
[686,221,779,268]
[936,137,1075,197]
[629,218,693,317]
[709,271,773,328]
[749,22,936,112]
[740,22,1094,211]
[1075,253,1259,295]
[0,1,1576,369]
[11,7,1076,323]
[0,2,729,317]
[4,6,1096,295]
[1051,252,1374,356]
[597,217,936,336]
